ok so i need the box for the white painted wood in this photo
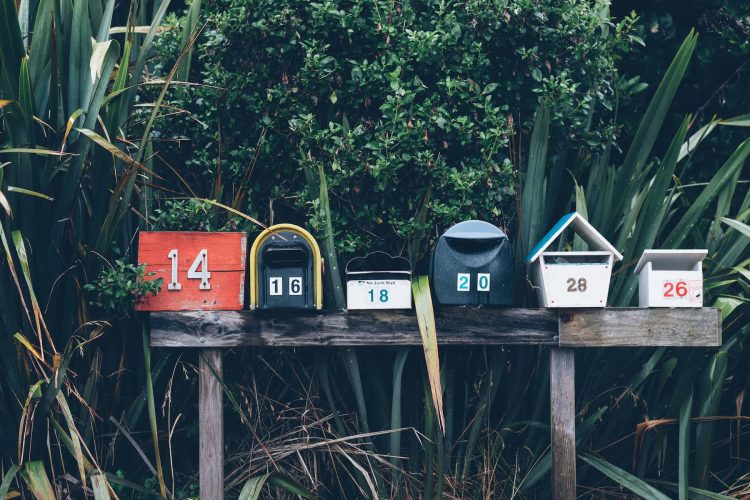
[534,253,614,307]
[635,250,706,307]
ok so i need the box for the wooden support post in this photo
[199,348,224,500]
[550,347,576,499]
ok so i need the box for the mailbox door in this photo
[432,235,513,306]
[540,262,612,307]
[346,272,412,309]
[258,239,313,309]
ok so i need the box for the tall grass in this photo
[0,0,200,495]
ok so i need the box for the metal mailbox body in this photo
[346,252,412,310]
[526,213,623,308]
[635,249,707,307]
[430,220,513,306]
[249,224,323,310]
[135,231,247,311]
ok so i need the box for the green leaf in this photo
[6,186,54,200]
[679,389,693,500]
[121,0,172,130]
[239,473,316,500]
[20,462,56,500]
[390,348,409,468]
[664,137,750,248]
[317,163,345,310]
[612,30,696,231]
[0,464,19,500]
[412,275,444,432]
[56,391,87,487]
[519,102,549,257]
[581,454,671,500]
[0,0,25,100]
[91,473,112,500]
[176,0,201,81]
[720,217,750,240]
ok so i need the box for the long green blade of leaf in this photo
[581,454,671,500]
[412,275,444,432]
[20,462,56,500]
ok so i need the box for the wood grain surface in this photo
[150,308,558,347]
[149,308,721,348]
[550,347,576,500]
[558,307,721,347]
[136,232,247,311]
[199,349,224,500]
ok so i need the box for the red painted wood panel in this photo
[135,232,247,311]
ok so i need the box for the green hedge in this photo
[157,0,636,259]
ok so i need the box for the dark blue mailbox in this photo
[429,220,513,305]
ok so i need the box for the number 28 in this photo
[566,278,587,292]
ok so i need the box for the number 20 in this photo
[167,249,211,291]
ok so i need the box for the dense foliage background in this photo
[0,0,749,498]
[153,0,636,259]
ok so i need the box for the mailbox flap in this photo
[262,240,310,266]
[346,251,411,275]
[442,220,508,241]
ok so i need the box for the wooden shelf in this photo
[150,307,721,348]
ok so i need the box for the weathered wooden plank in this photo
[558,308,721,347]
[150,308,559,347]
[199,349,224,500]
[550,347,576,499]
[136,232,247,311]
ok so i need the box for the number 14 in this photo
[167,249,211,290]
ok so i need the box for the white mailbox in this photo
[346,252,412,310]
[634,249,707,307]
[526,212,623,308]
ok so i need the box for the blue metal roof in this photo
[525,212,623,263]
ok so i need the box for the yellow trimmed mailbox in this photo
[526,212,622,308]
[634,249,707,307]
[249,224,323,310]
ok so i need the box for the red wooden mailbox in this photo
[135,232,247,311]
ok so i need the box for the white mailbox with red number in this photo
[634,249,707,307]
[526,212,623,308]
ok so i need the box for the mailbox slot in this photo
[263,244,309,266]
[430,220,513,306]
[250,224,323,310]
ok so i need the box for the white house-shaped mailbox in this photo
[634,249,707,307]
[526,212,623,308]
[346,252,412,309]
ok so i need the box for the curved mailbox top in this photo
[346,251,411,275]
[442,220,508,241]
[345,251,412,310]
[250,223,323,310]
